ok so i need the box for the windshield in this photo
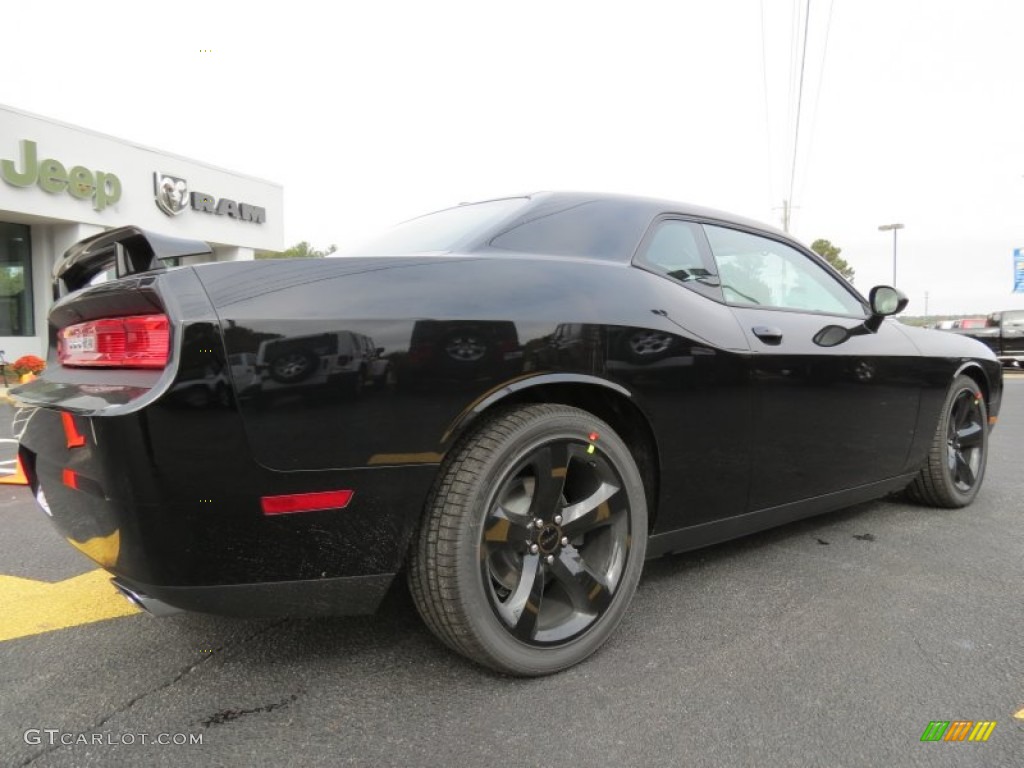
[338,198,528,257]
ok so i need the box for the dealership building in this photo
[0,104,284,360]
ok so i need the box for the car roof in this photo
[453,191,797,267]
[512,191,789,241]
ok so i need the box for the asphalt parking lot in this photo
[2,380,1022,768]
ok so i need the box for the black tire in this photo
[408,404,647,676]
[906,374,989,508]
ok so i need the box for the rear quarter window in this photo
[486,199,654,261]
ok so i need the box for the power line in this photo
[787,0,812,222]
[759,0,774,204]
[798,0,835,202]
[786,0,800,178]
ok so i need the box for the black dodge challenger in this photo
[14,192,1002,676]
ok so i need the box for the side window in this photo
[635,219,722,300]
[704,225,865,316]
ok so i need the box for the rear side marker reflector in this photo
[261,490,354,516]
[62,468,79,490]
[62,412,86,448]
[59,314,170,369]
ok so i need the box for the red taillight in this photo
[260,489,354,516]
[59,314,170,369]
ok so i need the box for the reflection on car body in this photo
[254,330,385,396]
[395,320,522,391]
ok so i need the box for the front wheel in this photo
[906,374,989,508]
[409,404,647,676]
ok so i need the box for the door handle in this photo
[752,325,784,345]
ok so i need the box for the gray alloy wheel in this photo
[906,374,989,508]
[408,404,647,676]
[268,352,317,384]
[444,333,488,362]
[628,330,673,357]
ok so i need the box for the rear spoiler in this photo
[53,226,212,298]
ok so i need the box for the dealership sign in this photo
[154,172,266,224]
[1,139,121,211]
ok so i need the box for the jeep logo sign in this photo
[1,139,121,211]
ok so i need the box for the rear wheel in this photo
[409,404,647,675]
[907,374,989,508]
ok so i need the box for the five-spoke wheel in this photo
[482,438,631,646]
[945,387,986,493]
[409,404,647,675]
[907,374,989,508]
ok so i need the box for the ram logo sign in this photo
[154,173,189,216]
[152,171,266,224]
[190,192,266,224]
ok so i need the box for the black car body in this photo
[14,192,1003,675]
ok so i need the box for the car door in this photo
[702,223,921,511]
[628,218,753,529]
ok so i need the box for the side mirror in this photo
[864,286,908,332]
[812,325,852,347]
[869,285,908,316]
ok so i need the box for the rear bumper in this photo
[17,404,437,604]
[111,572,396,617]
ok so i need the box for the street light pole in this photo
[878,222,904,285]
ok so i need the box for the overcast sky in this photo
[3,0,1023,315]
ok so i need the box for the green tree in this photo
[810,238,855,282]
[256,241,337,260]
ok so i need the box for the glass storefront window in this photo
[0,223,34,336]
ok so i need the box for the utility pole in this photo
[878,223,904,285]
[924,291,929,320]
[773,199,798,233]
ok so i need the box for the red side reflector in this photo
[261,489,354,516]
[62,468,79,489]
[62,412,86,448]
[59,314,170,369]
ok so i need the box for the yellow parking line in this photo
[0,569,140,642]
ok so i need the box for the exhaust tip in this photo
[111,578,183,617]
